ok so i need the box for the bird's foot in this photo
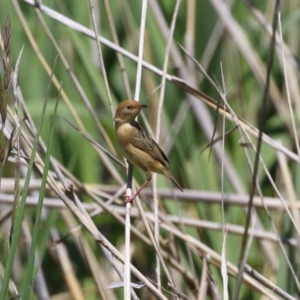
[124,194,135,204]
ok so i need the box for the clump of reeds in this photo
[0,15,12,166]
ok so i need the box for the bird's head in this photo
[114,100,148,123]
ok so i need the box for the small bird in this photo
[114,100,183,203]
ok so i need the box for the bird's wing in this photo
[130,121,170,167]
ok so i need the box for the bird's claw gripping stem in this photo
[124,195,135,204]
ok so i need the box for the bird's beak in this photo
[139,104,148,109]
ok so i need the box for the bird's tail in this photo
[164,169,183,192]
[170,176,183,192]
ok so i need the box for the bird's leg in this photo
[125,173,152,203]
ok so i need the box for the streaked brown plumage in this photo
[114,100,183,202]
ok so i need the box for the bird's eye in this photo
[127,105,132,110]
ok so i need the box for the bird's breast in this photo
[115,123,135,146]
